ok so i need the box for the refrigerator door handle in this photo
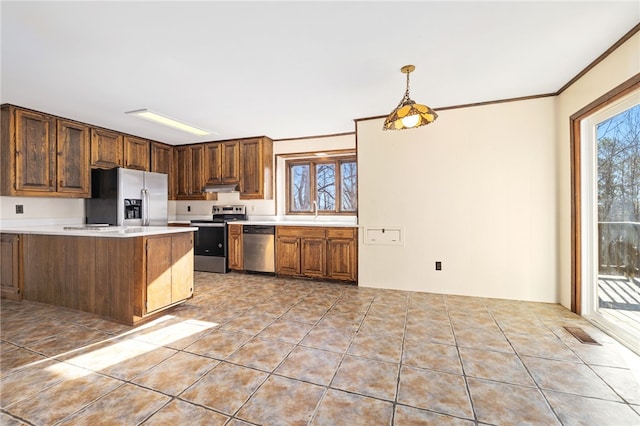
[142,188,150,226]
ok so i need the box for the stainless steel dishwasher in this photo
[242,225,275,273]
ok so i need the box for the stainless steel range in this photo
[191,205,246,273]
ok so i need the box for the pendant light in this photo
[383,65,438,131]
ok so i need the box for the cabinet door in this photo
[221,141,240,183]
[151,142,174,199]
[228,224,243,270]
[56,120,90,196]
[0,234,22,301]
[174,145,191,199]
[171,232,193,302]
[239,138,263,199]
[91,128,123,169]
[124,136,150,171]
[145,236,173,313]
[276,236,301,275]
[203,142,222,185]
[14,109,56,193]
[190,144,205,198]
[327,238,357,281]
[301,237,326,278]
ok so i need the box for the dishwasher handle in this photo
[243,225,275,235]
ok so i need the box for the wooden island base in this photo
[21,231,194,326]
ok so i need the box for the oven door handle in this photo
[191,223,226,228]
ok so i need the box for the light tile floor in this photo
[1,272,640,425]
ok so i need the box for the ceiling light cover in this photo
[383,65,437,131]
[125,109,214,136]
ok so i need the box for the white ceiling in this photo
[1,1,638,145]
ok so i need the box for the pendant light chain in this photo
[404,71,411,102]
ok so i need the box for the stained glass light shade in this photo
[383,65,438,131]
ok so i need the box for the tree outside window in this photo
[287,156,357,214]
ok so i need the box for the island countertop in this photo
[0,225,196,238]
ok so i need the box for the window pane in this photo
[316,163,335,210]
[597,104,640,276]
[341,161,357,211]
[290,164,310,211]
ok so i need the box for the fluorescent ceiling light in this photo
[125,109,215,136]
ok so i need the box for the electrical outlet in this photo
[15,204,24,214]
[187,205,191,212]
[435,261,442,271]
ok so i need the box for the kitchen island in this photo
[0,226,196,325]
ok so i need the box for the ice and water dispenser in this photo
[124,199,142,220]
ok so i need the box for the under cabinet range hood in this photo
[202,183,238,193]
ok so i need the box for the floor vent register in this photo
[563,326,601,345]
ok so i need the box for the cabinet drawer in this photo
[277,226,325,238]
[326,227,356,239]
[228,223,243,236]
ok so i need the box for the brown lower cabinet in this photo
[0,234,23,301]
[228,224,243,270]
[276,226,357,282]
[20,231,194,325]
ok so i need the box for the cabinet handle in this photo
[59,180,63,187]
[49,179,53,186]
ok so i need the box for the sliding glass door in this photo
[581,90,640,353]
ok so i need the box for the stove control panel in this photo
[212,205,246,215]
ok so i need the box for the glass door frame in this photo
[571,75,640,354]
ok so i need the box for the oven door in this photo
[191,222,228,273]
[193,222,226,256]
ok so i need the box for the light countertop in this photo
[0,225,196,238]
[230,220,357,227]
[171,216,358,228]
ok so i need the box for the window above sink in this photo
[283,150,357,216]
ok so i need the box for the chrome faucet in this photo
[312,200,318,219]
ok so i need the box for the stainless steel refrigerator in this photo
[86,168,168,226]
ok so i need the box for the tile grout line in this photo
[302,286,371,425]
[491,305,566,426]
[445,294,480,425]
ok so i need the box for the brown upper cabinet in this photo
[151,142,174,199]
[239,137,273,199]
[123,135,150,171]
[1,105,90,197]
[90,128,123,169]
[2,104,274,201]
[174,144,207,200]
[204,141,240,185]
[56,119,90,195]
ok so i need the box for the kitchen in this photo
[0,110,359,322]
[1,1,639,425]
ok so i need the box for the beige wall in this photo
[0,196,85,226]
[357,97,559,302]
[555,32,640,307]
[357,32,639,305]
